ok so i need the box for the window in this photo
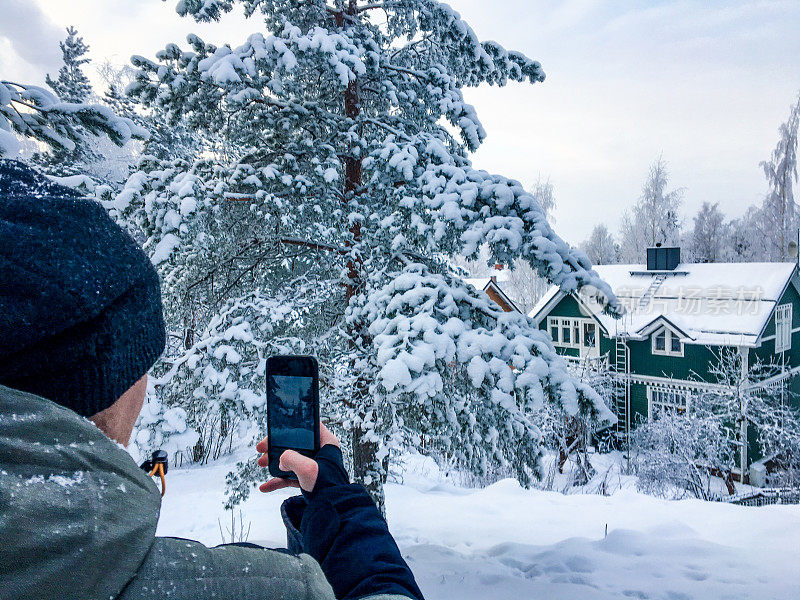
[775,304,792,353]
[548,317,599,353]
[651,327,683,357]
[670,333,681,353]
[583,322,596,348]
[648,385,691,417]
[654,330,666,352]
[548,317,560,344]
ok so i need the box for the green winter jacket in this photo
[0,385,373,600]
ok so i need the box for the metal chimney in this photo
[646,245,680,271]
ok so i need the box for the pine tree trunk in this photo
[336,4,385,512]
[352,425,386,513]
[183,314,195,350]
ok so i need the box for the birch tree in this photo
[759,93,800,261]
[619,156,684,262]
[689,201,728,263]
[581,223,619,265]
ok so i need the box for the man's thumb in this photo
[279,450,318,490]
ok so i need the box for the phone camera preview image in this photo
[266,355,320,479]
[267,374,316,450]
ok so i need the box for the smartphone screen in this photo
[266,355,320,478]
[267,374,316,450]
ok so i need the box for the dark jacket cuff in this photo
[280,495,307,555]
[302,444,350,500]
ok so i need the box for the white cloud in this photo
[0,0,61,79]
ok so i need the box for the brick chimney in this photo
[491,263,504,283]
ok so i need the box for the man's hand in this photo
[256,423,340,493]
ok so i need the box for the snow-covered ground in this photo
[158,451,800,600]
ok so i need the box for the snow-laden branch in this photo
[368,133,621,315]
[0,80,147,157]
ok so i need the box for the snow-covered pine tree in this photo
[454,179,558,313]
[121,0,620,506]
[46,26,92,104]
[30,26,102,177]
[103,75,202,165]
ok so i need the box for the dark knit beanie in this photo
[0,160,166,416]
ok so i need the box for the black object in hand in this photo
[140,449,168,474]
[266,355,321,479]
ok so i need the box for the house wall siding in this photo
[627,339,723,383]
[600,329,616,357]
[747,280,800,418]
[630,382,648,424]
[538,294,587,321]
[538,294,606,358]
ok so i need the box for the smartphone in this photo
[266,355,320,479]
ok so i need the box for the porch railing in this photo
[724,487,800,506]
[562,354,610,371]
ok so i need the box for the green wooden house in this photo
[529,246,800,483]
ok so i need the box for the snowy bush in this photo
[630,411,736,501]
[703,348,800,489]
[631,348,800,499]
[131,389,199,468]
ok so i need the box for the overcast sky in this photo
[2,0,799,244]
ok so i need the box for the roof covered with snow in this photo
[463,277,493,292]
[529,262,798,347]
[464,276,521,313]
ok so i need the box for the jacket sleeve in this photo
[281,445,424,600]
[117,536,337,600]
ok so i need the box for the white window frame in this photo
[547,317,560,344]
[651,326,684,357]
[561,318,573,346]
[647,384,691,418]
[582,321,598,352]
[547,316,600,355]
[775,303,792,353]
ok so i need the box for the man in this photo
[0,159,424,600]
